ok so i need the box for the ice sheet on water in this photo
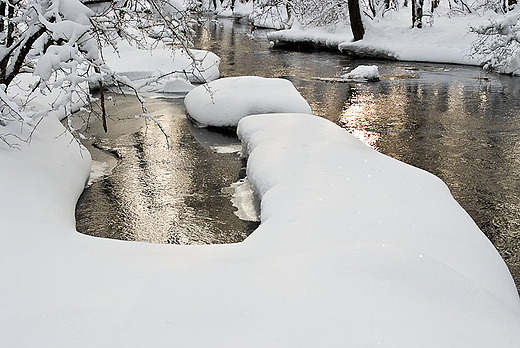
[222,177,260,222]
[86,160,116,187]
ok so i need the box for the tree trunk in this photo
[0,2,5,34]
[348,0,364,41]
[412,0,423,28]
[98,79,108,133]
[7,0,15,47]
[431,0,439,12]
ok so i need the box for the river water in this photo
[76,18,520,290]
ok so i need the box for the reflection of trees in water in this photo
[76,97,255,245]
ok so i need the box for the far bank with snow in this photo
[267,8,519,75]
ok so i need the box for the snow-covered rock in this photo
[341,65,380,82]
[161,77,195,93]
[184,76,312,127]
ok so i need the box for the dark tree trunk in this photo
[7,0,15,46]
[505,0,517,11]
[348,0,364,41]
[98,80,108,133]
[431,0,439,12]
[412,0,423,28]
[0,2,5,34]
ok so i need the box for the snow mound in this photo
[341,65,380,82]
[184,76,312,127]
[103,40,220,89]
[238,113,520,315]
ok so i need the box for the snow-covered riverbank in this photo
[2,72,520,346]
[2,3,520,342]
[268,8,520,76]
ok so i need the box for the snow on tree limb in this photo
[470,6,520,75]
[0,0,193,145]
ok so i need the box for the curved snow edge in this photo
[237,112,520,312]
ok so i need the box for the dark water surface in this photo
[77,18,520,291]
[75,96,257,244]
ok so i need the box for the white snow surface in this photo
[1,111,520,347]
[102,40,221,87]
[342,64,380,81]
[7,73,88,121]
[267,9,514,69]
[184,76,312,127]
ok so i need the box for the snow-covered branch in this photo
[470,6,520,75]
[0,0,193,145]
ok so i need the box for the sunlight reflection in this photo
[339,87,379,150]
[75,95,255,245]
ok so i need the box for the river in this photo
[76,18,520,291]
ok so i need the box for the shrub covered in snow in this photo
[471,7,520,76]
[0,0,195,143]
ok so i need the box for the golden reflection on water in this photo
[114,115,195,244]
[339,86,379,149]
[76,95,256,245]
